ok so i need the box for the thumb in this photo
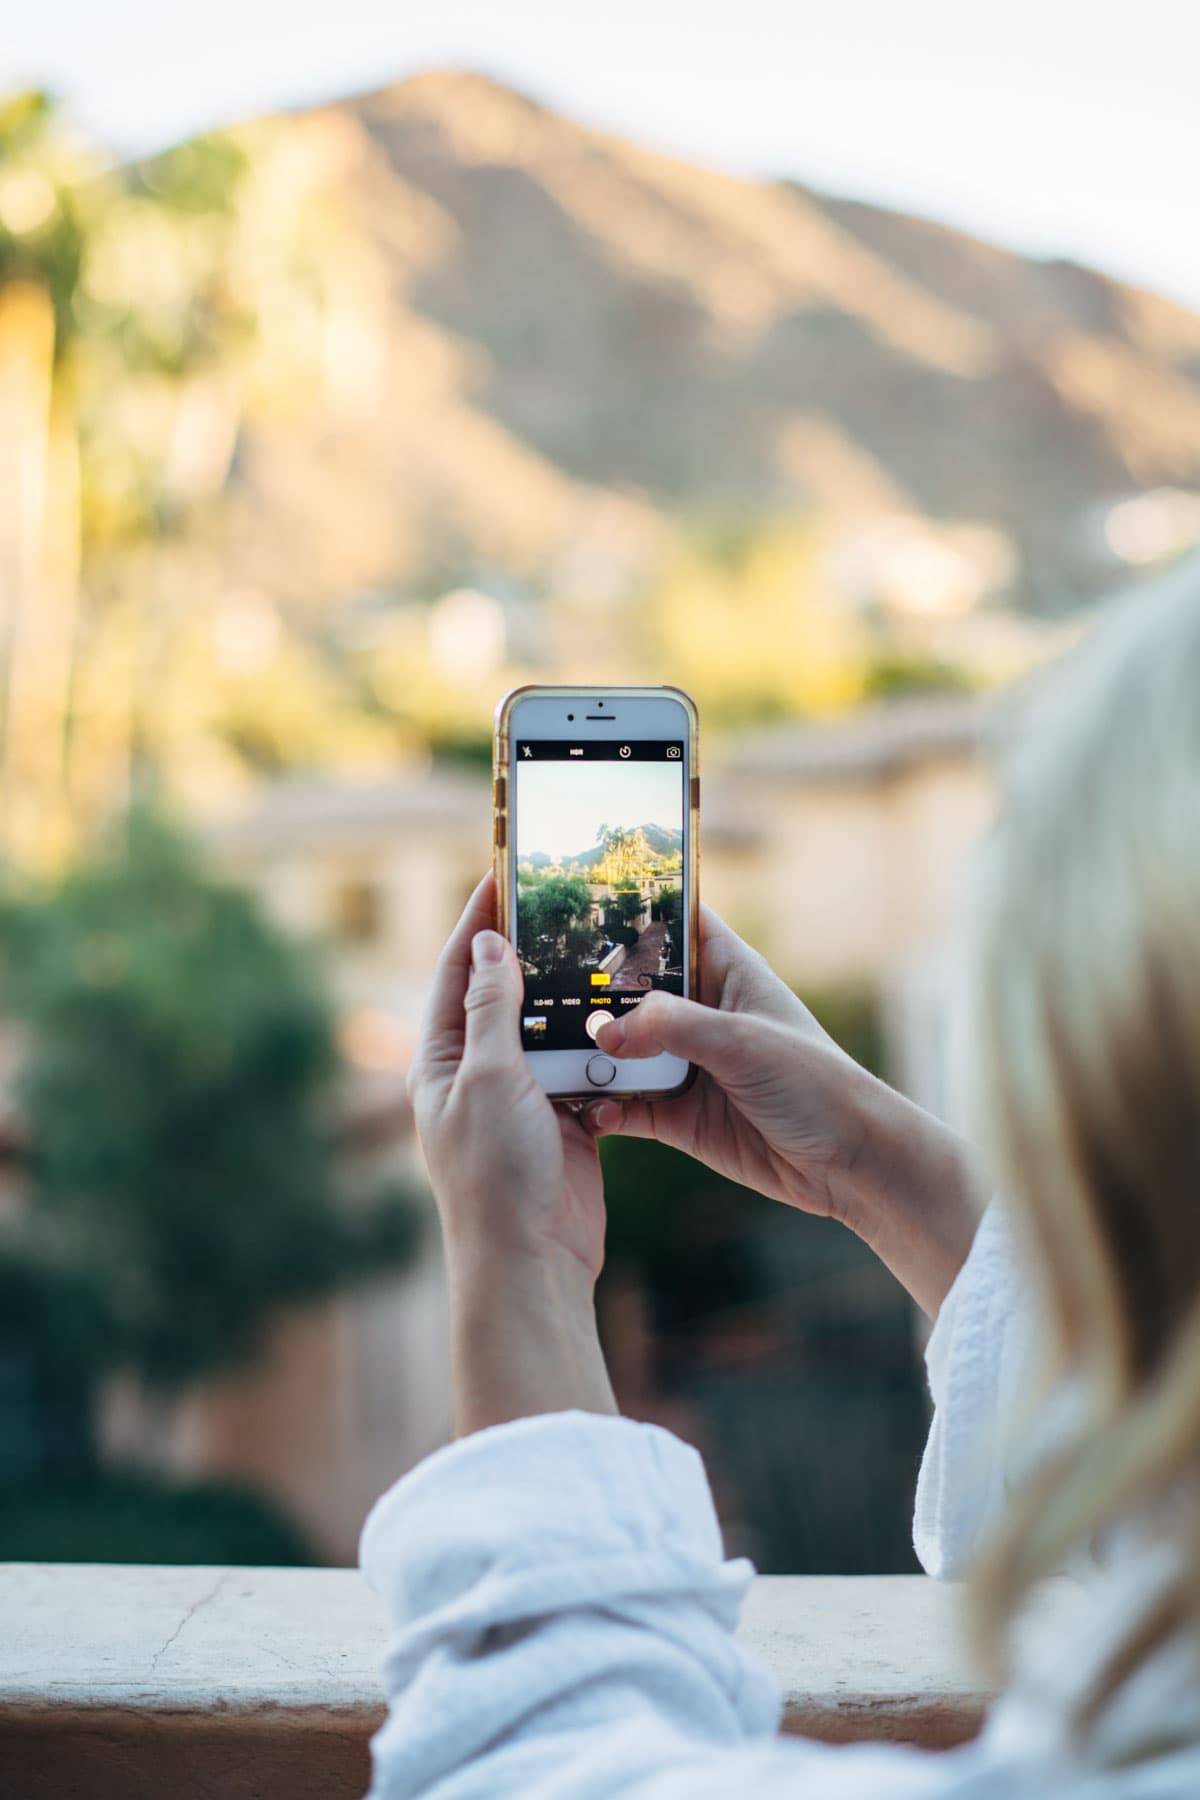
[462,930,523,1065]
[595,990,745,1076]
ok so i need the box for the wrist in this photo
[447,1232,598,1318]
[445,1241,616,1435]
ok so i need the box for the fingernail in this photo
[595,1014,624,1050]
[588,1100,620,1133]
[471,930,506,969]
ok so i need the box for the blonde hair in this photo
[967,560,1200,1727]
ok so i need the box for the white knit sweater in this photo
[360,1208,1200,1796]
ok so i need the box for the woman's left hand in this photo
[407,875,615,1433]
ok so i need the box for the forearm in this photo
[446,1244,617,1436]
[838,1074,984,1320]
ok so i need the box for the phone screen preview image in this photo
[514,739,686,1052]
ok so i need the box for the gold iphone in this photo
[493,686,700,1101]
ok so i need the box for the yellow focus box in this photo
[590,972,611,987]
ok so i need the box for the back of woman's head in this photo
[968,560,1200,1708]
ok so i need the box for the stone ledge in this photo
[740,1574,986,1747]
[0,1564,989,1799]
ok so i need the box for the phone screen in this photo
[514,739,686,1051]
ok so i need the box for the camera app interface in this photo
[515,740,685,1051]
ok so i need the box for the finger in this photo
[461,929,524,1066]
[559,1104,602,1159]
[581,1093,696,1155]
[420,873,497,1055]
[580,908,733,1068]
[594,989,746,1075]
[583,1096,644,1137]
[698,900,737,949]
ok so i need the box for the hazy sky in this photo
[516,762,684,863]
[5,2,1199,308]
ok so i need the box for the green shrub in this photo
[796,981,886,1079]
[0,1470,315,1565]
[0,810,419,1393]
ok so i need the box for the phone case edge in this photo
[491,685,700,1103]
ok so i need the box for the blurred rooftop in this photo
[717,694,996,782]
[206,766,490,848]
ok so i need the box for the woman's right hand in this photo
[587,906,981,1319]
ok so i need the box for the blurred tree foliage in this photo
[802,981,887,1082]
[0,92,87,334]
[864,651,977,700]
[0,90,408,867]
[599,976,926,1574]
[0,1244,111,1479]
[600,977,885,1308]
[648,523,870,727]
[0,811,418,1394]
[0,1469,315,1565]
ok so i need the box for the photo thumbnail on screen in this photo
[515,744,685,1051]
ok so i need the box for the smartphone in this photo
[493,686,699,1101]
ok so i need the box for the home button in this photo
[585,1054,617,1088]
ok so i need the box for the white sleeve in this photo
[913,1204,1039,1579]
[360,1411,970,1799]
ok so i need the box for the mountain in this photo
[635,823,684,859]
[562,824,683,870]
[520,824,683,871]
[221,69,1200,617]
